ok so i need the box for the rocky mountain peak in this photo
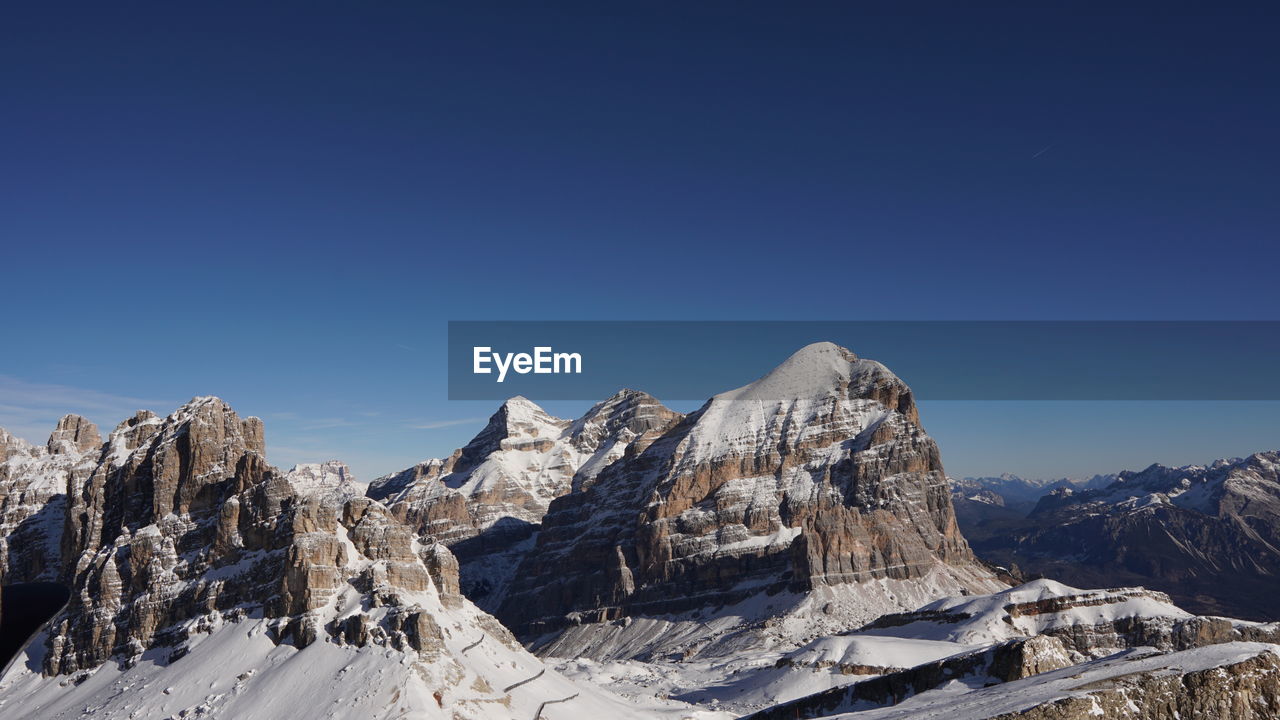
[495,343,998,649]
[678,341,916,469]
[46,413,102,456]
[450,396,567,475]
[0,425,35,462]
[572,389,677,430]
[62,396,269,568]
[164,395,265,454]
[284,459,363,498]
[0,399,674,720]
[713,341,905,406]
[495,395,566,435]
[567,389,683,461]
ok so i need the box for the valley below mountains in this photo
[1,342,1278,719]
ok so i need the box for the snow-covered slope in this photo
[554,578,1280,717]
[859,579,1192,647]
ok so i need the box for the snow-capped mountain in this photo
[949,474,1106,512]
[493,342,1004,658]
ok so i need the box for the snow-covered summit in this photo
[717,342,895,404]
[491,395,568,439]
[369,389,682,539]
[680,341,910,467]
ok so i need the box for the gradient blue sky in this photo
[3,3,1278,481]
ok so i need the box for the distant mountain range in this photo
[1,343,1277,719]
[953,454,1280,621]
[950,474,1115,514]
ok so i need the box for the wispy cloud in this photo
[0,375,171,444]
[410,417,485,430]
[299,417,361,430]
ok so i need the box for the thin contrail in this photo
[1032,144,1054,158]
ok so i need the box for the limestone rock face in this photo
[497,343,1001,638]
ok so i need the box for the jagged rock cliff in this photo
[497,343,1001,647]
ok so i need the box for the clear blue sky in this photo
[2,3,1277,481]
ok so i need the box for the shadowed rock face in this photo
[495,343,999,637]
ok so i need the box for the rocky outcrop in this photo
[857,579,1280,662]
[498,343,1001,641]
[32,397,481,676]
[753,635,1077,719]
[1002,647,1280,720]
[45,414,102,456]
[735,579,1280,719]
